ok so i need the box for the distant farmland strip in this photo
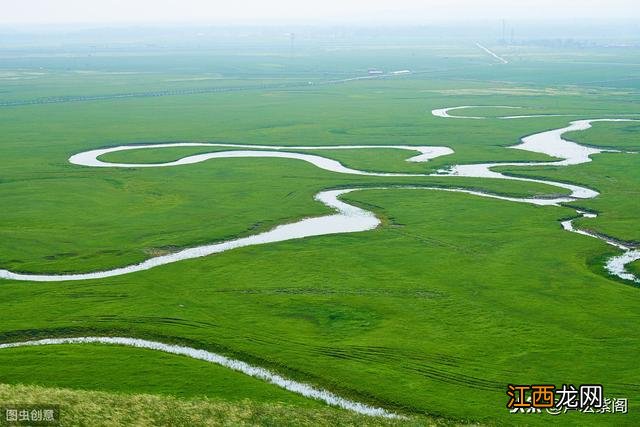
[0,73,405,108]
[0,81,312,107]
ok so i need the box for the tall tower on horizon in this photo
[289,32,295,58]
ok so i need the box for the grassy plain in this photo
[0,344,317,404]
[0,384,427,426]
[630,260,640,276]
[1,38,639,426]
[499,123,640,243]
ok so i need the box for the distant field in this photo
[1,37,639,425]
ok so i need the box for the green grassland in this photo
[2,191,639,425]
[630,260,640,276]
[503,153,640,243]
[499,124,640,243]
[0,384,431,426]
[2,155,572,273]
[1,38,640,426]
[568,121,640,151]
[0,344,318,404]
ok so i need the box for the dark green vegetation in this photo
[1,34,639,426]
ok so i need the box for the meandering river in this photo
[1,106,637,283]
[1,106,638,417]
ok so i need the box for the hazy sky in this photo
[2,0,638,25]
